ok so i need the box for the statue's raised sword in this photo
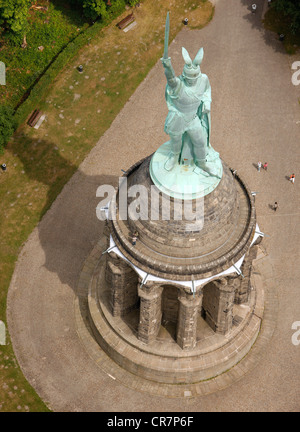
[163,12,170,59]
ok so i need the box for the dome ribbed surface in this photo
[109,155,256,281]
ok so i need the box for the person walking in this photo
[289,173,295,184]
[257,161,262,172]
[263,162,268,171]
[273,202,278,212]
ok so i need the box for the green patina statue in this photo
[161,48,213,172]
[150,13,222,199]
[161,13,220,177]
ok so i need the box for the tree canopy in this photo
[0,0,32,34]
[272,0,300,34]
[81,0,141,21]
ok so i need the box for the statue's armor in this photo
[160,47,221,177]
[164,74,211,136]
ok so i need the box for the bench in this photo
[28,109,42,127]
[27,109,46,129]
[117,13,135,30]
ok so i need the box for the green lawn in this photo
[0,0,89,109]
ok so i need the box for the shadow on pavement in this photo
[9,134,118,290]
[240,0,287,53]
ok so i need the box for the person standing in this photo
[263,162,268,171]
[289,173,295,184]
[273,202,278,212]
[257,161,262,172]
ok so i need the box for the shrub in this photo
[82,0,109,21]
[82,0,140,22]
[0,0,32,34]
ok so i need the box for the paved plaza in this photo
[7,0,300,411]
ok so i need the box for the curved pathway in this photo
[7,0,300,411]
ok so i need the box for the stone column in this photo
[227,274,241,302]
[106,251,139,317]
[176,287,202,350]
[216,279,236,334]
[103,220,111,250]
[138,283,163,344]
[202,278,235,335]
[235,245,258,304]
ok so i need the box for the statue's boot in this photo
[164,152,180,171]
[196,159,222,179]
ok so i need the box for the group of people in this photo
[256,161,296,212]
[257,161,268,172]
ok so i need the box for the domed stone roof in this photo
[108,155,256,281]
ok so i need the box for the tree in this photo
[272,0,300,34]
[0,106,17,153]
[81,0,139,22]
[0,0,32,32]
[0,0,32,46]
[82,0,109,21]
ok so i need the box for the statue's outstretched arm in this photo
[161,57,178,89]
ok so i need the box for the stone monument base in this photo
[86,253,262,384]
